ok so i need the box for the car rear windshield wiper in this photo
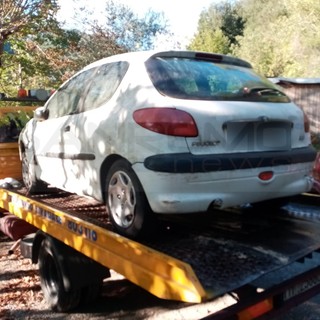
[242,87,286,97]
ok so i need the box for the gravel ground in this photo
[0,236,47,320]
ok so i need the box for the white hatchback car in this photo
[19,50,316,238]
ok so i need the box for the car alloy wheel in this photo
[105,159,155,239]
[108,170,136,228]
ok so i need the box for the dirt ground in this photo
[0,235,47,320]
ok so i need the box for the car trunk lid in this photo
[175,100,307,155]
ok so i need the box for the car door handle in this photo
[64,125,70,132]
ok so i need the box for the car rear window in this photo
[145,57,290,103]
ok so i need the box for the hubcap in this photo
[108,171,136,228]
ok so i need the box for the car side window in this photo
[82,61,129,112]
[46,68,97,119]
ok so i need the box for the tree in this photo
[22,28,83,87]
[0,0,169,95]
[52,0,169,76]
[0,0,61,97]
[0,0,59,64]
[188,1,245,54]
[80,0,168,52]
[188,28,230,53]
[233,0,320,77]
[41,0,169,81]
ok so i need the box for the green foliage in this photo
[0,0,61,94]
[188,1,245,54]
[0,110,33,128]
[188,0,320,78]
[188,27,230,54]
[2,0,319,95]
[233,0,320,77]
[0,0,59,53]
[220,2,246,46]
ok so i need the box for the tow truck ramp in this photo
[1,187,320,319]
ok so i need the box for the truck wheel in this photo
[105,159,155,239]
[21,151,47,194]
[38,237,81,311]
[81,283,102,304]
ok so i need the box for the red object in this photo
[0,213,37,241]
[18,88,27,98]
[133,108,198,137]
[258,171,274,181]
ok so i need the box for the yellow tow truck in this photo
[1,185,320,319]
[1,104,320,319]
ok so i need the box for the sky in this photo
[57,0,219,48]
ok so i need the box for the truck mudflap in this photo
[1,187,320,316]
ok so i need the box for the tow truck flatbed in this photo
[1,186,320,319]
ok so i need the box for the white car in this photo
[19,50,316,238]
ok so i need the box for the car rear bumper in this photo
[144,146,317,173]
[133,161,314,214]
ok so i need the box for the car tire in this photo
[38,237,81,311]
[105,159,155,239]
[21,151,47,194]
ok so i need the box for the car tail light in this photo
[259,171,274,181]
[303,111,310,133]
[133,108,198,137]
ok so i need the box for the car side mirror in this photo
[34,107,49,121]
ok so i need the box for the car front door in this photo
[33,68,96,189]
[66,61,130,197]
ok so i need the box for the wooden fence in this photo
[272,78,320,136]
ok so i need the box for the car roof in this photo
[83,50,252,71]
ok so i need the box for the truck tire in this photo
[38,237,81,311]
[81,283,102,304]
